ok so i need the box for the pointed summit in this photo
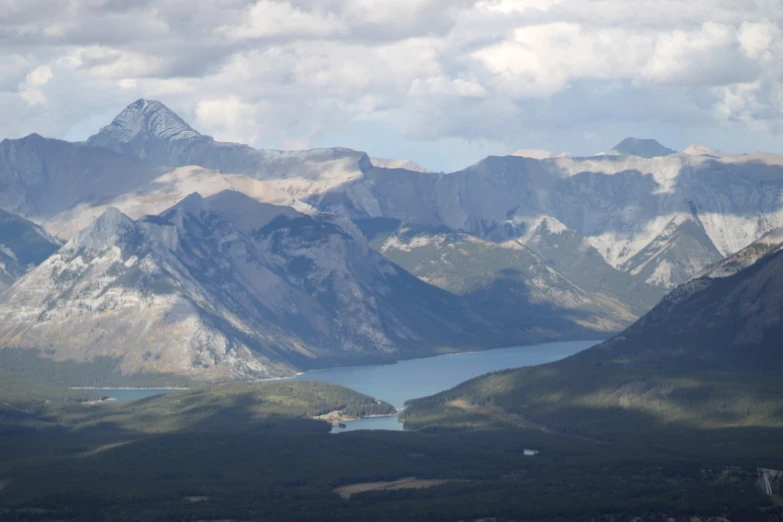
[89,99,200,147]
[69,207,139,255]
[611,138,675,158]
[86,99,203,164]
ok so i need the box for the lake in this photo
[88,339,598,432]
[295,339,598,432]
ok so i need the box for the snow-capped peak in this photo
[88,99,200,145]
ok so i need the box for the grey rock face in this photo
[0,134,161,220]
[358,216,665,334]
[0,191,521,381]
[87,99,372,195]
[311,153,783,282]
[620,215,724,288]
[0,209,61,290]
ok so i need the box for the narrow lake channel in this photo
[295,339,598,432]
[90,340,598,432]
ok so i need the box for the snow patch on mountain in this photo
[519,215,568,244]
[646,260,674,288]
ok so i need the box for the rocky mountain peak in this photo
[611,137,676,158]
[69,207,138,254]
[519,215,569,244]
[171,192,208,216]
[87,99,200,147]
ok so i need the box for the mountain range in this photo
[404,230,783,435]
[1,98,783,383]
[0,191,543,382]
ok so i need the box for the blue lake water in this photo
[86,340,598,432]
[295,339,598,432]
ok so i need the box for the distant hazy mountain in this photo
[369,157,432,173]
[405,230,783,435]
[358,216,664,333]
[87,99,372,199]
[610,137,676,158]
[0,191,536,383]
[40,165,303,240]
[0,133,161,221]
[312,152,783,283]
[4,99,783,384]
[0,209,60,291]
[82,101,783,284]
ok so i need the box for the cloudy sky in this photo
[1,0,782,171]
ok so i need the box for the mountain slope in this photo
[514,216,664,314]
[620,214,724,288]
[0,134,162,221]
[404,231,783,436]
[357,217,664,334]
[0,192,531,383]
[0,209,60,290]
[39,165,302,239]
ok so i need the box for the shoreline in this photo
[70,340,600,393]
[290,339,601,379]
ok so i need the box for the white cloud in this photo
[0,0,781,167]
[409,77,488,97]
[19,65,52,105]
[221,1,348,40]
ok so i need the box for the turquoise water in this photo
[295,339,598,432]
[87,340,598,431]
[89,388,177,402]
